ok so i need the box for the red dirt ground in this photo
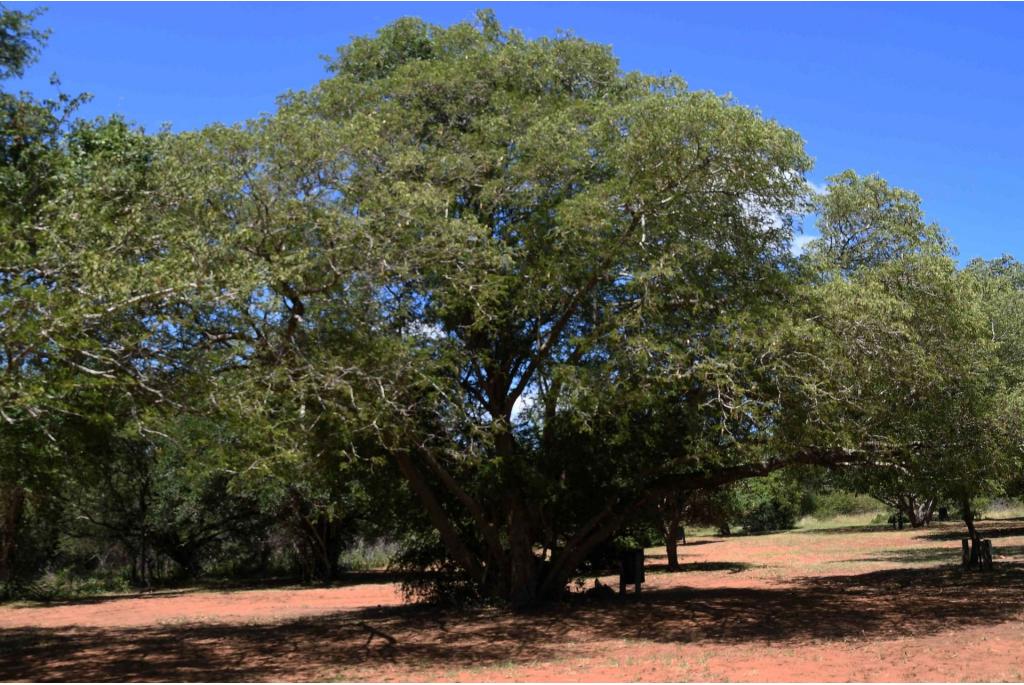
[3,518,1024,682]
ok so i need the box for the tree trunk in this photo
[664,511,681,571]
[300,512,343,582]
[508,497,539,608]
[0,486,25,585]
[392,451,485,584]
[918,499,935,527]
[903,496,936,528]
[962,498,981,567]
[537,501,638,601]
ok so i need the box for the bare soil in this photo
[4,518,1024,682]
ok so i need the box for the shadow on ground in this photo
[669,539,721,547]
[793,524,890,536]
[4,561,1024,681]
[855,543,1024,566]
[645,561,754,574]
[4,570,418,611]
[919,519,1024,542]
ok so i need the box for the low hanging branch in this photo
[538,442,915,599]
[644,444,901,496]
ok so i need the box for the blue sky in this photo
[11,2,1023,262]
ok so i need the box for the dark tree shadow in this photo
[573,562,1024,646]
[5,562,1024,681]
[3,570,420,610]
[854,547,962,565]
[793,524,892,536]
[646,561,754,574]
[919,520,1024,542]
[671,539,723,547]
[855,543,1024,565]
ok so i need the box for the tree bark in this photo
[664,510,681,571]
[392,451,485,583]
[962,498,981,567]
[507,497,538,609]
[0,486,25,585]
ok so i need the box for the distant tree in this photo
[797,173,1024,559]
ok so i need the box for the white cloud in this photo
[807,180,829,196]
[791,233,818,256]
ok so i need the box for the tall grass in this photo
[339,539,399,572]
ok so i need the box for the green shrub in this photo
[13,568,131,603]
[811,491,884,519]
[733,474,802,533]
[339,539,399,572]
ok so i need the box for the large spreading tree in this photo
[4,8,1023,604]
[157,13,925,605]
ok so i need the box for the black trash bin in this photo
[619,548,645,594]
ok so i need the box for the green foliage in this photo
[0,4,48,80]
[810,491,883,519]
[787,172,1023,525]
[339,539,399,572]
[732,474,804,533]
[803,170,950,275]
[17,568,131,603]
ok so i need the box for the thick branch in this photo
[645,445,904,497]
[416,449,504,565]
[391,451,485,583]
[541,443,909,598]
[507,211,643,408]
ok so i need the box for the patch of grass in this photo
[339,539,399,572]
[811,491,884,519]
[984,500,1024,520]
[7,570,132,604]
[795,511,888,531]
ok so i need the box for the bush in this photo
[391,530,483,606]
[339,538,399,571]
[13,568,131,603]
[811,491,883,519]
[733,474,802,533]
